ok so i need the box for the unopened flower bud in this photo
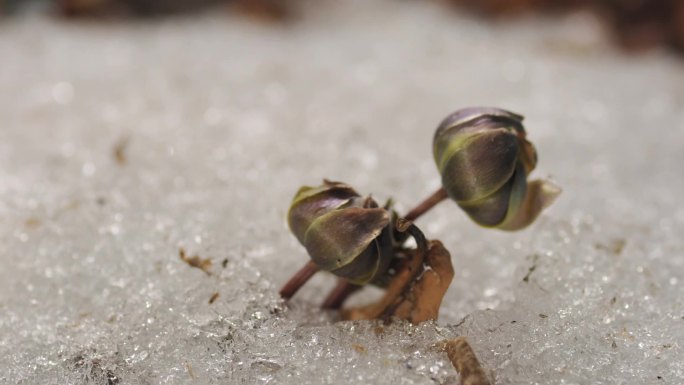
[433,107,560,230]
[287,180,393,284]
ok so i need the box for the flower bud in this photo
[287,180,393,284]
[433,107,560,230]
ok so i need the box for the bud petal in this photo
[518,136,538,174]
[288,181,359,244]
[287,181,394,284]
[433,107,559,230]
[457,176,514,226]
[434,107,524,142]
[304,207,390,272]
[498,177,562,230]
[438,128,519,202]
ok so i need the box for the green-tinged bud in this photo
[287,180,393,285]
[433,107,561,230]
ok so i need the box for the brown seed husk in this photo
[444,337,491,385]
[391,240,454,324]
[341,240,453,324]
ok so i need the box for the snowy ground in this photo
[1,1,683,384]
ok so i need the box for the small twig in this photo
[321,279,361,309]
[379,220,428,319]
[185,362,196,380]
[445,337,491,385]
[279,261,320,299]
[208,292,220,304]
[380,219,429,319]
[404,187,449,222]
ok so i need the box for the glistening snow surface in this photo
[1,1,683,384]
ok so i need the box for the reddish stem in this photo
[404,187,449,222]
[321,279,362,309]
[279,261,319,299]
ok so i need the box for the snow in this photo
[1,1,683,383]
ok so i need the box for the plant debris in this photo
[113,137,129,165]
[342,240,454,324]
[179,248,212,275]
[443,337,491,385]
[595,238,627,256]
[208,292,219,304]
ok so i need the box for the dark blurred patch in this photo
[4,0,682,55]
[1,0,290,21]
[113,136,128,166]
[442,0,583,17]
[229,0,289,23]
[58,0,222,17]
[58,0,289,20]
[603,0,684,51]
[444,0,684,53]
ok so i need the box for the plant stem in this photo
[404,187,448,221]
[395,219,428,262]
[380,219,428,319]
[279,261,319,299]
[321,279,361,309]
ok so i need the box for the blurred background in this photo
[3,0,684,53]
[2,1,684,384]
